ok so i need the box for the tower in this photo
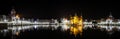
[11,7,16,21]
[108,12,113,18]
[106,12,113,30]
[107,12,113,21]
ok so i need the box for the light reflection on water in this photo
[1,25,120,36]
[84,25,120,30]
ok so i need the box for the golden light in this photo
[15,32,19,36]
[70,26,79,36]
[70,14,83,36]
[16,14,20,19]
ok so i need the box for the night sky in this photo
[0,0,119,19]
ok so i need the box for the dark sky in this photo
[0,0,119,19]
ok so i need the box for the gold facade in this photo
[70,14,83,36]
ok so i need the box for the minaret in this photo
[109,12,113,18]
[11,7,16,16]
[80,11,83,18]
[107,12,113,31]
[108,12,114,20]
[11,7,16,21]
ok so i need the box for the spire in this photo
[69,14,72,19]
[11,6,16,15]
[10,6,16,21]
[78,8,82,17]
[75,13,77,16]
[109,12,113,18]
[81,11,82,17]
